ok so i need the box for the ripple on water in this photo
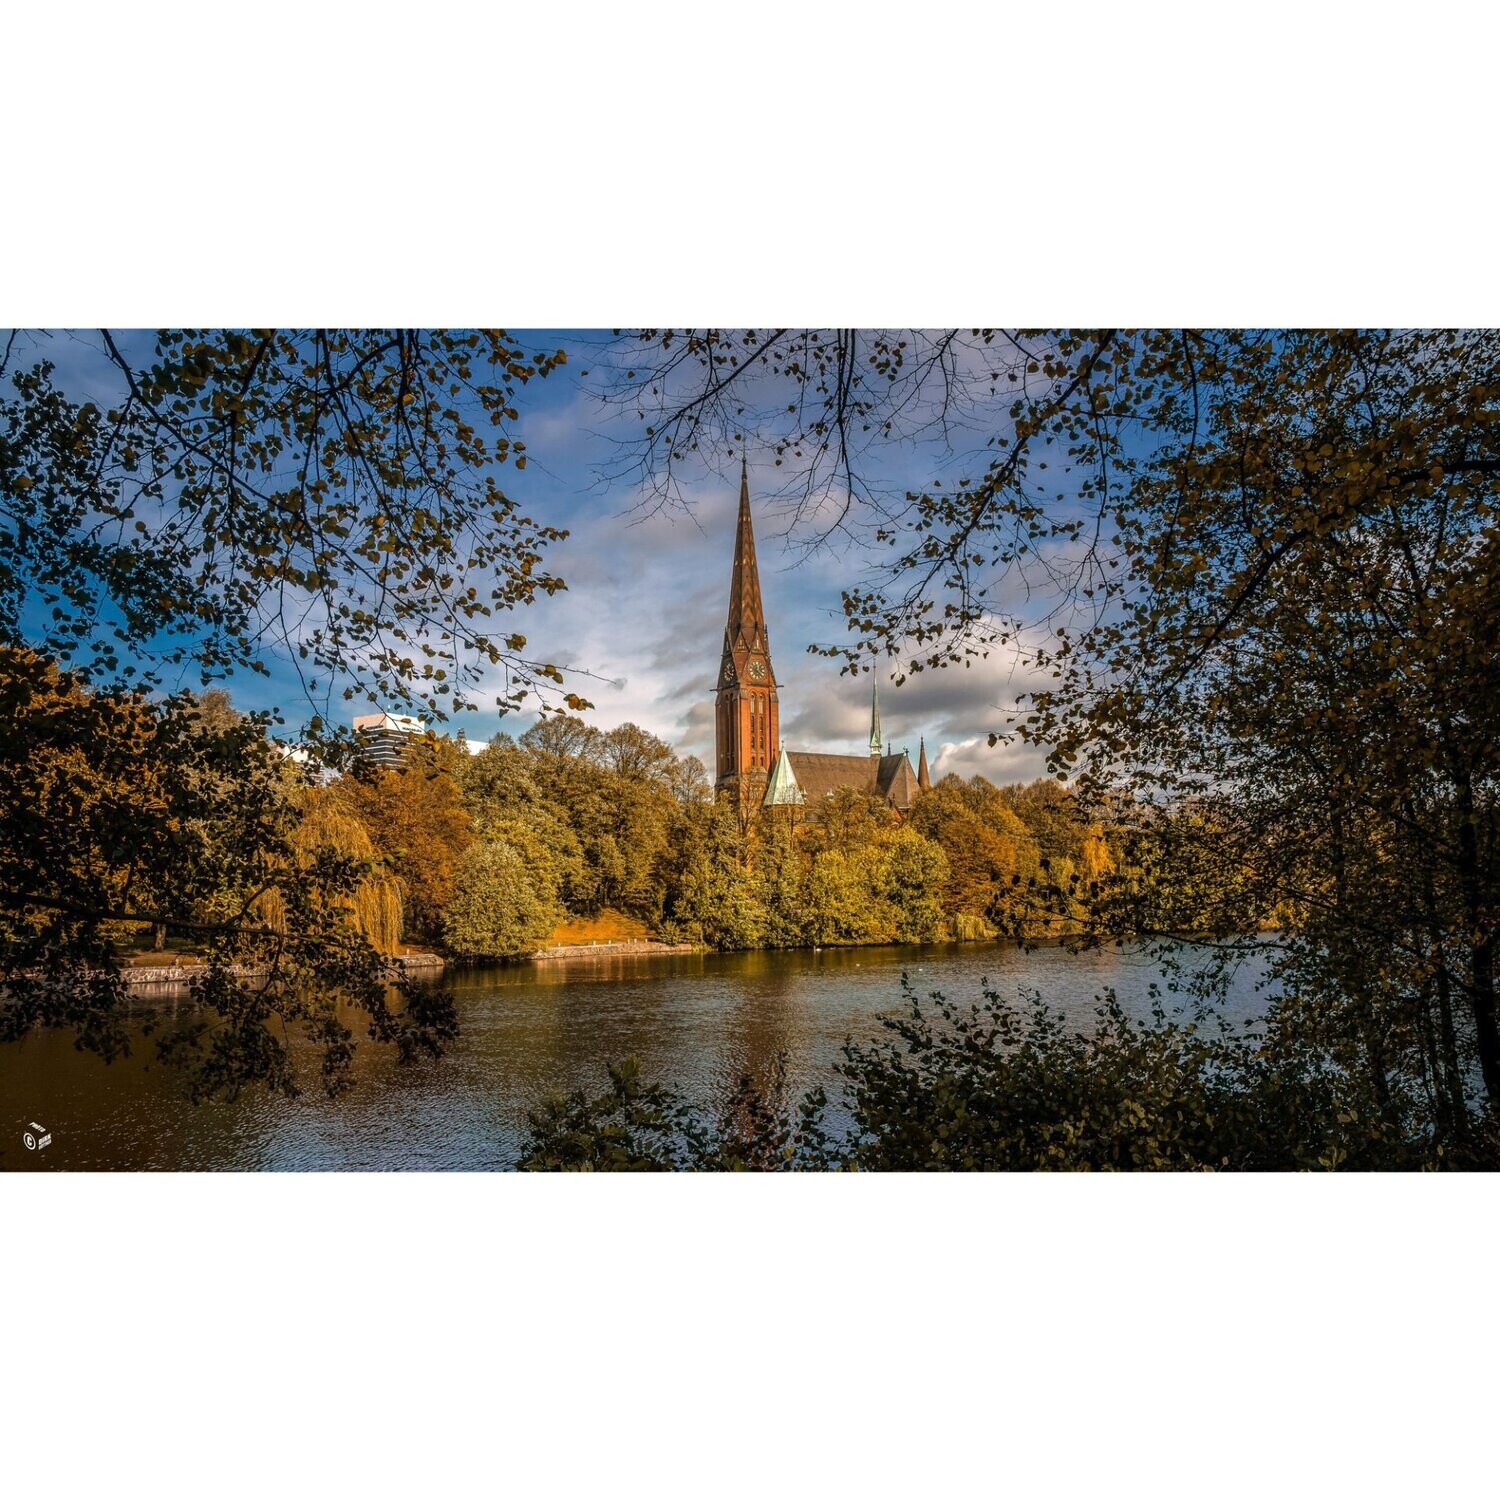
[0,942,1274,1171]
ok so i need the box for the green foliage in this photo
[878,825,950,942]
[803,849,882,945]
[673,802,767,949]
[833,979,1419,1171]
[443,840,562,960]
[513,717,681,922]
[520,975,1465,1172]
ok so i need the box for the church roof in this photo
[762,743,805,806]
[783,749,922,812]
[785,751,873,803]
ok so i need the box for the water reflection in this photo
[1,941,1271,1172]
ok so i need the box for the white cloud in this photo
[932,734,1051,787]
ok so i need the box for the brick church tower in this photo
[715,458,779,801]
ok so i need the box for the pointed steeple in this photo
[725,454,767,653]
[715,456,780,796]
[762,740,805,807]
[917,737,931,790]
[868,676,882,758]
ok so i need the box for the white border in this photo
[5,2,1499,1494]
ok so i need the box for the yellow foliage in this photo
[258,789,403,955]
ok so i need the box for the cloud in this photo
[453,467,1067,774]
[932,734,1051,787]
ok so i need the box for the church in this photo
[714,459,931,813]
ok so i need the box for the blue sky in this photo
[8,329,1054,785]
[490,331,1054,783]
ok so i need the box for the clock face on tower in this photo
[747,657,767,682]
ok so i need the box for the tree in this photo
[515,715,680,924]
[804,849,885,946]
[0,648,453,1098]
[0,329,573,719]
[443,841,562,960]
[669,802,765,949]
[456,734,592,911]
[908,775,1040,932]
[335,735,474,945]
[260,788,403,956]
[878,826,950,944]
[807,785,891,858]
[751,813,809,947]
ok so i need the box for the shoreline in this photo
[115,951,446,988]
[532,940,702,962]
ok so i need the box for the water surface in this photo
[1,941,1271,1171]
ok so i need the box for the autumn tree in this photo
[335,735,474,945]
[909,775,1040,933]
[259,787,403,956]
[0,649,453,1097]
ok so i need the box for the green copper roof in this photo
[762,742,805,806]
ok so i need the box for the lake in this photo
[0,941,1273,1171]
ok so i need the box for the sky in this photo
[483,332,1054,784]
[9,329,1055,786]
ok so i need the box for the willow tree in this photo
[259,791,403,957]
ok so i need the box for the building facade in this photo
[352,710,427,769]
[714,461,931,815]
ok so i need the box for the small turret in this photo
[917,737,931,791]
[762,740,805,807]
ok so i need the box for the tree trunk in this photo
[1410,822,1470,1136]
[1454,770,1500,1105]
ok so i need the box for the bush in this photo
[520,1057,831,1171]
[517,977,1455,1171]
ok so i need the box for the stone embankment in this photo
[118,952,445,987]
[531,940,700,962]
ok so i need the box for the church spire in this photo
[869,675,882,758]
[715,456,780,799]
[917,736,931,790]
[725,453,767,652]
